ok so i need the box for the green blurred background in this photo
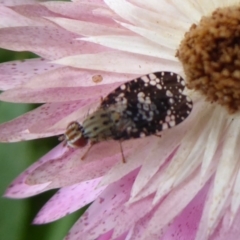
[0,50,84,240]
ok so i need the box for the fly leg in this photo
[81,142,95,160]
[119,141,126,163]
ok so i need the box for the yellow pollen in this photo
[177,6,240,113]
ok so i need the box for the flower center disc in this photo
[177,6,240,113]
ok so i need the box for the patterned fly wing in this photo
[62,71,192,149]
[100,71,192,140]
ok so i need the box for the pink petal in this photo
[160,179,210,240]
[97,230,113,240]
[128,100,208,203]
[211,207,240,240]
[130,119,190,199]
[82,35,176,60]
[0,26,107,59]
[34,178,106,224]
[130,1,186,20]
[196,149,229,240]
[0,58,61,91]
[0,4,36,27]
[11,3,63,19]
[111,195,155,239]
[5,144,69,198]
[0,0,37,6]
[66,169,138,240]
[128,154,172,204]
[44,153,120,188]
[46,17,128,37]
[25,147,83,186]
[125,209,155,240]
[0,100,93,142]
[113,232,129,240]
[22,67,137,89]
[98,231,132,240]
[0,83,120,103]
[99,137,160,187]
[54,51,181,75]
[126,177,211,240]
[27,140,130,188]
[104,0,187,32]
[28,100,97,134]
[9,4,73,29]
[142,168,211,239]
[42,1,117,25]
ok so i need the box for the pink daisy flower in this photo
[1,0,240,239]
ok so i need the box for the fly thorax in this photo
[82,108,116,142]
